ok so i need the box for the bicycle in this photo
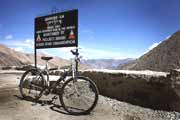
[19,48,99,115]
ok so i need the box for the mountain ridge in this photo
[120,30,180,72]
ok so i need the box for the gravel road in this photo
[0,72,179,120]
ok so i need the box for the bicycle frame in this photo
[36,48,80,96]
[41,71,67,95]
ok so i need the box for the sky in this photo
[0,0,180,59]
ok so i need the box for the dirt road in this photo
[0,72,179,120]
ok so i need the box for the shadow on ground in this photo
[14,95,89,116]
[14,95,70,114]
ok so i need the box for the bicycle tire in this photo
[19,69,45,101]
[60,76,99,115]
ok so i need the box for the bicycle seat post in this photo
[41,56,53,70]
[45,60,48,70]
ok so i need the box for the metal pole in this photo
[76,47,78,73]
[76,10,78,73]
[34,19,37,68]
[34,48,37,68]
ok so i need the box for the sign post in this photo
[34,9,78,67]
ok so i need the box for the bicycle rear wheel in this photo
[60,76,99,115]
[19,69,45,101]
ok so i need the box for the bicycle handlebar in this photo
[70,49,79,56]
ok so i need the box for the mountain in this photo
[121,30,180,72]
[0,44,133,70]
[81,58,134,69]
[0,44,69,68]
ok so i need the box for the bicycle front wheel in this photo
[19,69,45,101]
[60,76,99,115]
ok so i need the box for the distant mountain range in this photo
[81,58,134,69]
[121,30,180,72]
[0,44,133,70]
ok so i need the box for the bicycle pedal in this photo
[52,96,58,100]
[43,90,50,96]
[51,96,58,103]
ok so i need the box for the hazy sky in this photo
[0,0,180,59]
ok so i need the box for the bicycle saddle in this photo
[41,56,53,61]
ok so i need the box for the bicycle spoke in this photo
[20,69,45,101]
[80,94,95,101]
[78,96,91,107]
[60,77,99,115]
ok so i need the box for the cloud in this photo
[57,46,134,59]
[148,41,161,51]
[13,47,24,52]
[3,38,137,59]
[37,47,123,60]
[79,28,95,41]
[38,49,51,55]
[7,38,34,49]
[80,47,129,59]
[1,33,137,59]
[1,38,34,54]
[5,34,13,39]
[1,35,138,59]
[25,38,34,48]
[81,29,94,34]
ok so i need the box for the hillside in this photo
[0,44,69,68]
[121,30,180,72]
